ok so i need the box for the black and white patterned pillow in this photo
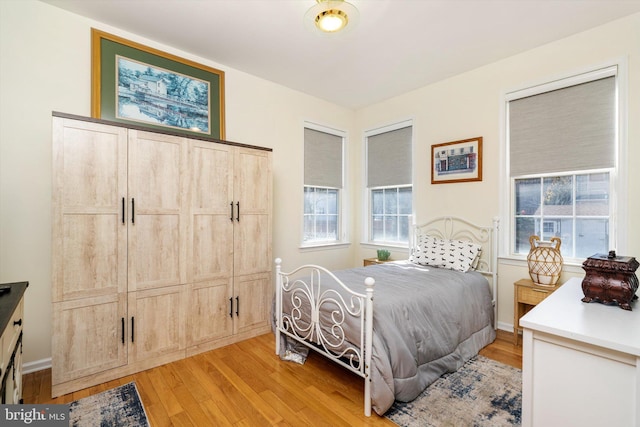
[411,235,481,272]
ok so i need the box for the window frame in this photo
[303,185,341,246]
[369,184,413,245]
[363,119,414,248]
[511,169,612,260]
[502,62,628,264]
[300,122,348,248]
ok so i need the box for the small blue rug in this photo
[385,355,522,427]
[69,382,150,427]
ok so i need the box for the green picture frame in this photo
[91,28,225,139]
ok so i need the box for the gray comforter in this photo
[305,261,496,415]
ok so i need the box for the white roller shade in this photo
[367,126,412,187]
[509,76,615,177]
[304,128,343,188]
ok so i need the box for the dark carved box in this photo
[581,251,639,310]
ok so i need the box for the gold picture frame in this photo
[91,28,225,139]
[431,137,483,184]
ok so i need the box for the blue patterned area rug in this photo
[69,382,150,427]
[385,355,522,427]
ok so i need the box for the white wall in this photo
[355,13,640,330]
[2,0,639,368]
[0,0,357,367]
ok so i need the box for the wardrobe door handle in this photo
[229,297,233,317]
[131,198,135,224]
[13,319,22,327]
[236,201,240,222]
[131,316,135,343]
[122,197,125,224]
[236,296,239,316]
[230,201,234,222]
[121,317,125,344]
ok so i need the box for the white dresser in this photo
[520,277,640,427]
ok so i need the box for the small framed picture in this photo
[431,137,483,184]
[91,29,225,139]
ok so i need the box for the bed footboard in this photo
[274,258,375,416]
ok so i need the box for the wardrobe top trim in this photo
[52,111,273,152]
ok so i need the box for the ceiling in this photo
[41,0,640,109]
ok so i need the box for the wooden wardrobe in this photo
[51,112,272,397]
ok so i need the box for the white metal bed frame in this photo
[274,216,499,417]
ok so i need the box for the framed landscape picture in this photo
[91,29,225,139]
[431,137,483,184]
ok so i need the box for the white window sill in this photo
[299,242,351,252]
[361,242,409,250]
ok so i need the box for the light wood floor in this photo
[23,330,521,426]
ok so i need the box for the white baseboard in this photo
[496,320,514,333]
[23,357,52,374]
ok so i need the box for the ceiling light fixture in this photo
[305,0,359,34]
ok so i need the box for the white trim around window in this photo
[362,119,414,247]
[300,121,349,249]
[500,59,628,264]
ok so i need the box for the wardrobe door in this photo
[127,130,189,291]
[186,279,233,347]
[233,272,271,336]
[52,118,127,302]
[186,141,234,347]
[233,148,272,277]
[232,148,272,335]
[52,117,128,396]
[188,141,234,284]
[127,286,185,364]
[52,294,127,390]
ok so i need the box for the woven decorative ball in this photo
[527,235,563,286]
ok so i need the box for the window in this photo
[507,67,619,261]
[304,187,339,243]
[366,122,413,245]
[303,125,345,245]
[514,172,610,258]
[371,186,412,242]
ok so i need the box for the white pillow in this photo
[411,235,481,273]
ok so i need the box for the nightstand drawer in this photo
[518,286,551,305]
